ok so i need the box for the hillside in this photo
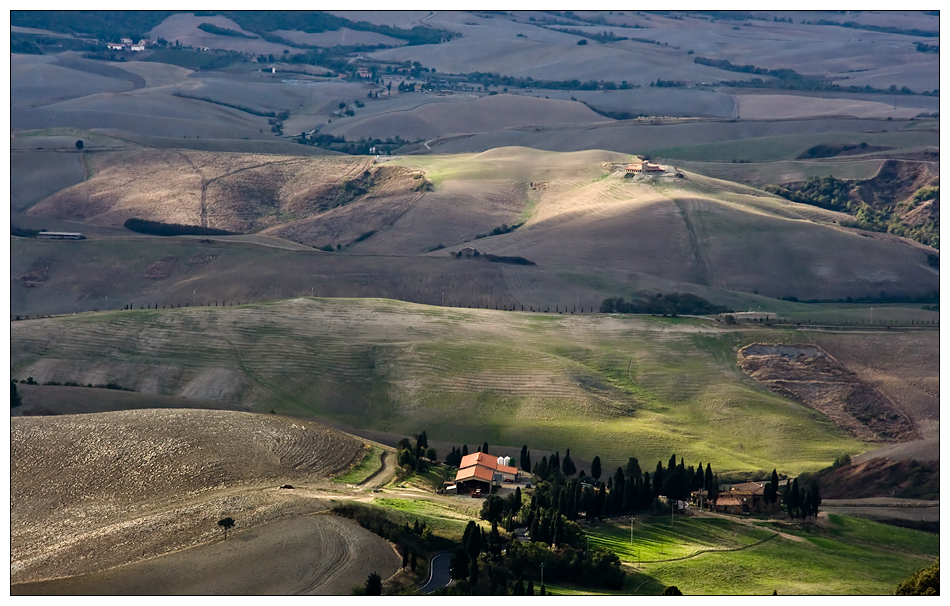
[18,147,938,314]
[11,409,374,585]
[13,298,939,478]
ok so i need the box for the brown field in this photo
[10,409,374,587]
[11,150,87,212]
[807,331,940,440]
[324,93,609,141]
[332,10,937,91]
[735,94,923,121]
[273,27,405,47]
[13,514,399,595]
[11,55,135,107]
[737,344,917,442]
[148,13,294,55]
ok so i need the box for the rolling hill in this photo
[10,408,389,589]
[14,297,934,478]
[19,147,938,316]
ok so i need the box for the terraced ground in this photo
[14,297,928,476]
[10,409,372,586]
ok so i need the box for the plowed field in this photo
[11,409,370,587]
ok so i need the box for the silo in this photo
[504,456,512,467]
[497,456,505,466]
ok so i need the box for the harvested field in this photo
[324,93,609,141]
[737,343,917,442]
[807,331,940,440]
[10,151,87,212]
[273,27,405,47]
[12,383,237,416]
[148,13,294,55]
[13,514,399,595]
[11,55,134,107]
[735,94,926,121]
[11,409,368,584]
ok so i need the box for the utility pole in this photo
[540,562,545,587]
[630,516,634,545]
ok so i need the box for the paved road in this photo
[419,551,452,594]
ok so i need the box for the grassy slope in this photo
[10,298,872,476]
[586,513,938,595]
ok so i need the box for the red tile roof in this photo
[455,465,494,483]
[716,496,743,507]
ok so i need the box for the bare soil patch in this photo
[737,343,917,442]
[16,259,53,288]
[11,409,367,584]
[143,255,178,279]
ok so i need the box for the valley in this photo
[9,9,939,596]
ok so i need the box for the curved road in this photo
[418,551,452,594]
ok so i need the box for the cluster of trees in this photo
[764,176,939,249]
[11,381,22,408]
[456,71,635,92]
[296,132,415,155]
[396,432,436,472]
[123,218,238,237]
[445,518,623,594]
[474,222,524,239]
[443,441,491,467]
[197,22,257,38]
[783,478,821,521]
[552,28,629,43]
[11,10,171,43]
[206,10,458,46]
[599,293,731,316]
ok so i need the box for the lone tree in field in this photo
[217,517,235,540]
[75,139,83,150]
[365,571,383,595]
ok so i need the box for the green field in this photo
[332,445,384,484]
[11,298,887,476]
[584,513,938,595]
[372,497,482,539]
[587,515,773,563]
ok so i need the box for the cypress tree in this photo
[641,472,652,510]
[654,461,664,498]
[527,580,535,596]
[704,464,713,492]
[563,449,576,476]
[625,457,641,482]
[591,456,602,481]
[483,441,489,455]
[462,444,469,457]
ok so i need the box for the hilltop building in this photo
[626,161,664,174]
